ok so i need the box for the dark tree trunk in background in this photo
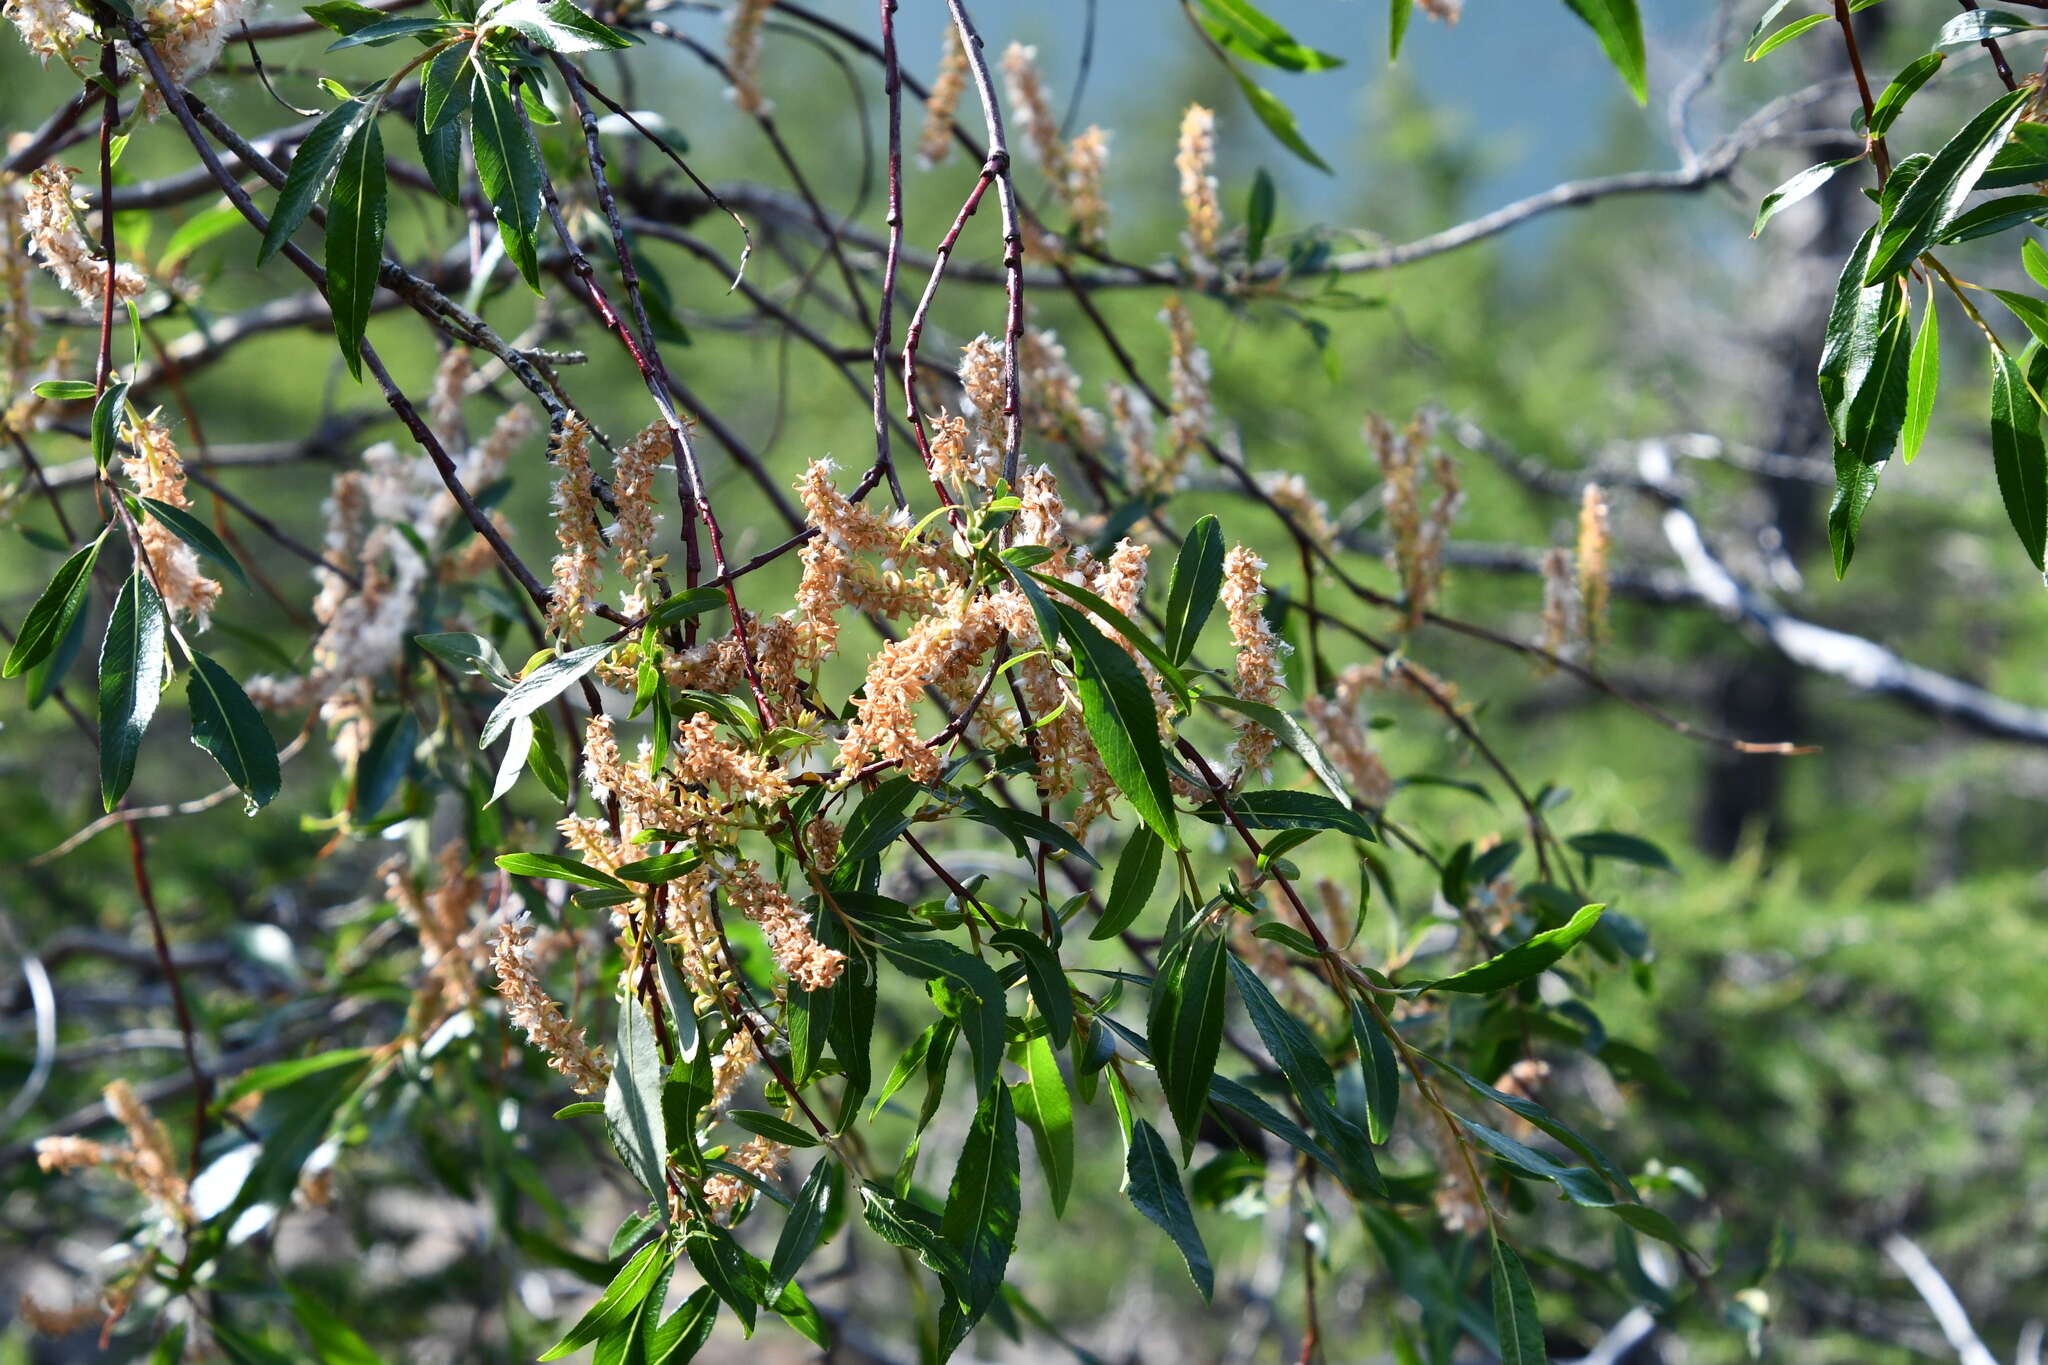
[1695,13,1884,858]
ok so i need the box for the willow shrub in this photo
[11,0,2035,1360]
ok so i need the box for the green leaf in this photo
[728,1109,819,1149]
[643,1286,718,1365]
[6,530,104,678]
[1744,12,1827,62]
[1990,344,2048,570]
[31,378,96,400]
[90,380,127,470]
[217,1049,375,1107]
[1819,226,1913,576]
[496,851,628,889]
[1346,994,1400,1145]
[1564,831,1674,872]
[1027,569,1193,711]
[858,1183,969,1285]
[1091,824,1164,940]
[98,568,167,811]
[490,0,635,51]
[420,45,471,132]
[1124,1118,1214,1300]
[1245,168,1276,263]
[159,204,247,272]
[1229,68,1329,173]
[838,775,921,867]
[991,929,1071,1048]
[324,15,450,48]
[1863,51,1944,139]
[479,642,610,747]
[259,98,368,264]
[765,1158,835,1301]
[605,996,670,1201]
[1564,0,1646,101]
[471,68,546,291]
[1903,286,1939,464]
[186,652,281,810]
[1427,1053,1635,1195]
[1462,1117,1615,1207]
[1983,121,2048,190]
[880,938,1006,1100]
[351,709,415,818]
[288,1285,388,1365]
[1165,516,1225,666]
[1751,157,1860,238]
[1937,194,2048,245]
[1206,1072,1337,1171]
[1016,1032,1073,1217]
[1936,8,2040,47]
[1866,88,2033,284]
[138,497,249,588]
[1423,904,1606,994]
[1490,1236,1548,1365]
[538,1238,670,1361]
[959,795,1100,869]
[325,113,386,378]
[1150,932,1227,1158]
[302,1,389,36]
[613,851,704,884]
[1388,0,1413,59]
[680,1225,760,1335]
[1191,0,1342,71]
[1051,601,1181,849]
[414,631,514,687]
[1226,952,1380,1195]
[1198,695,1357,814]
[644,586,727,629]
[2024,237,2048,291]
[1195,788,1374,840]
[937,1086,1020,1355]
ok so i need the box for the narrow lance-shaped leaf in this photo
[1149,933,1226,1159]
[1014,1032,1074,1217]
[1424,904,1607,994]
[5,530,105,678]
[1164,513,1225,664]
[1347,994,1401,1145]
[1563,0,1647,103]
[471,67,546,291]
[258,97,367,263]
[1491,1235,1549,1365]
[1230,68,1329,173]
[765,1158,835,1301]
[1819,226,1912,576]
[479,642,611,747]
[1864,51,1945,140]
[324,113,387,378]
[137,497,249,588]
[1388,0,1413,59]
[604,996,670,1201]
[1752,157,1861,238]
[90,380,127,470]
[99,568,168,811]
[1091,824,1164,940]
[1124,1118,1214,1300]
[936,1086,1020,1355]
[187,651,281,810]
[1051,600,1181,849]
[1866,88,2032,284]
[1902,283,1940,464]
[1989,344,2048,571]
